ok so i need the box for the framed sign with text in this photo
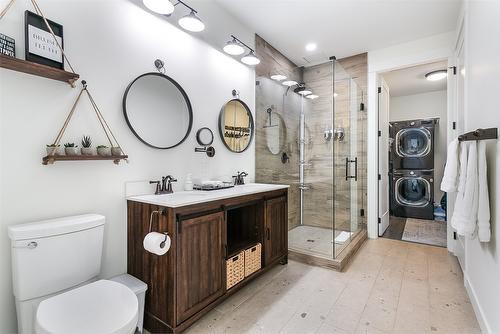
[25,10,64,69]
[0,33,15,57]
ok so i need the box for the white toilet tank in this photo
[8,214,105,302]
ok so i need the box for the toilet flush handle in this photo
[13,241,38,249]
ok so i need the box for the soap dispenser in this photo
[184,173,193,191]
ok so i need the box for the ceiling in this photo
[214,0,461,66]
[382,60,448,97]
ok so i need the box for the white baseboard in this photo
[464,273,491,334]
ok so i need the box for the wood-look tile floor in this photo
[176,238,480,334]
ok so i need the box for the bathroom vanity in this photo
[127,183,288,333]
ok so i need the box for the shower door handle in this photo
[345,157,358,181]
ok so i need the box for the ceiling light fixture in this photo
[306,94,319,99]
[143,0,175,14]
[298,89,312,96]
[178,10,205,32]
[223,37,245,55]
[425,69,447,81]
[282,80,299,87]
[241,51,260,66]
[305,43,317,52]
[271,74,287,81]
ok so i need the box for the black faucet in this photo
[150,175,177,195]
[233,171,248,185]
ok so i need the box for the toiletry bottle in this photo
[184,173,193,191]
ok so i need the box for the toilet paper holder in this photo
[149,210,169,247]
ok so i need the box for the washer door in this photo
[395,127,431,158]
[395,176,431,207]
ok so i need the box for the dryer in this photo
[390,119,436,170]
[390,169,434,220]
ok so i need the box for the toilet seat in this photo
[35,280,138,334]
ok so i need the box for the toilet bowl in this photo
[36,280,138,334]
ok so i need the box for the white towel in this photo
[441,138,460,192]
[451,142,479,237]
[477,141,491,242]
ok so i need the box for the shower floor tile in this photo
[288,225,352,258]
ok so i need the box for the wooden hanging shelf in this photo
[0,54,80,86]
[42,155,129,165]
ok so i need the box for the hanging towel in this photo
[451,142,479,237]
[477,141,491,242]
[441,138,460,192]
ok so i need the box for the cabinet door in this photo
[264,196,287,265]
[176,211,225,325]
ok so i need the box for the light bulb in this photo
[143,0,174,14]
[425,70,447,81]
[223,39,245,55]
[241,51,260,66]
[282,80,298,87]
[178,11,205,32]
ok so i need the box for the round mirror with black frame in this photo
[218,99,254,153]
[196,127,214,146]
[123,72,193,149]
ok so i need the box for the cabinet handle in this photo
[266,228,270,240]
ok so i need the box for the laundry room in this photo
[378,60,449,247]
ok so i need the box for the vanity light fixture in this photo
[178,10,205,32]
[224,35,260,66]
[271,74,287,81]
[241,50,261,66]
[143,0,175,14]
[425,69,447,81]
[306,94,319,99]
[282,80,299,87]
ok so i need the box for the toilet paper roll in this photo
[143,232,171,256]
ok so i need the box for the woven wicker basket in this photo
[226,251,245,289]
[244,243,262,277]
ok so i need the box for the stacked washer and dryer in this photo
[389,118,437,220]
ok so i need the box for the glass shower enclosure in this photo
[256,58,366,263]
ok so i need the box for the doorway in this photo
[378,60,449,247]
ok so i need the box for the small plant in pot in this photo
[97,145,111,156]
[81,136,94,155]
[111,146,122,156]
[46,144,63,156]
[64,143,79,156]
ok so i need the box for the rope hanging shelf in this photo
[1,0,128,165]
[42,80,128,165]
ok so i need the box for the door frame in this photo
[366,34,455,243]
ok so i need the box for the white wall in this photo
[0,1,255,333]
[367,32,454,238]
[389,90,447,201]
[462,1,500,332]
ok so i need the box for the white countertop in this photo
[127,183,289,208]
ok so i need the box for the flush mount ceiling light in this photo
[305,43,317,52]
[178,10,205,32]
[425,69,447,81]
[282,80,299,87]
[223,38,245,55]
[306,94,319,99]
[241,51,260,66]
[271,74,287,81]
[143,0,175,14]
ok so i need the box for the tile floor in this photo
[181,238,480,334]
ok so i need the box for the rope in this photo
[84,89,114,147]
[86,89,123,149]
[0,0,15,20]
[30,0,76,74]
[51,87,85,146]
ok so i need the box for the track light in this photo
[143,0,174,14]
[223,38,245,56]
[178,10,205,32]
[298,89,312,96]
[271,74,287,81]
[241,51,260,66]
[425,69,447,81]
[282,80,298,87]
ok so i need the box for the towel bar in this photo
[458,128,498,142]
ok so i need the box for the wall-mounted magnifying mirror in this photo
[123,72,192,149]
[263,108,286,155]
[196,127,214,146]
[218,99,254,153]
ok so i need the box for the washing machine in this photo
[390,169,434,220]
[390,119,435,170]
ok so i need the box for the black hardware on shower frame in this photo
[458,128,498,142]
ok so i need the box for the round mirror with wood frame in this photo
[218,99,254,153]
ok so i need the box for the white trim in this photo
[464,273,491,334]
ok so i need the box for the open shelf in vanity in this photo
[127,184,288,333]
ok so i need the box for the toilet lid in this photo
[36,280,138,334]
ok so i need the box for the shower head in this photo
[263,107,278,128]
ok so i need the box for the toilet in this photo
[8,214,139,334]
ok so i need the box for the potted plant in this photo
[97,145,111,156]
[81,136,94,156]
[64,142,79,156]
[46,144,63,156]
[111,146,122,156]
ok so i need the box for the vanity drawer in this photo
[226,252,245,289]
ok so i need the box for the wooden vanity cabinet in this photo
[127,188,287,333]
